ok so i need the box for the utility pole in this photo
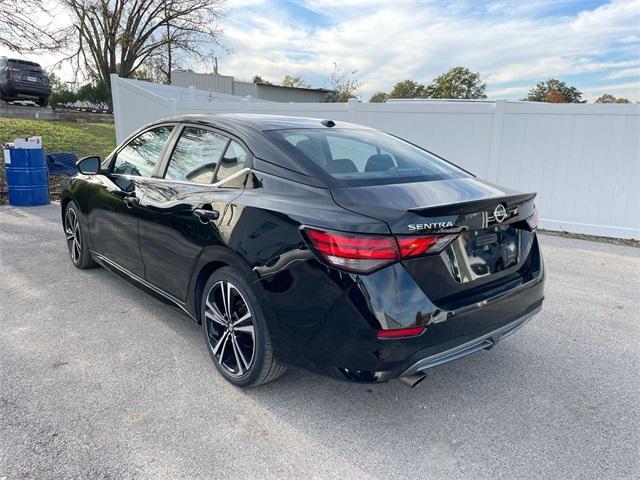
[165,1,173,84]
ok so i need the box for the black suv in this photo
[0,57,51,106]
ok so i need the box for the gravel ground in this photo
[1,204,638,480]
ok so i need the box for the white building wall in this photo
[111,75,640,239]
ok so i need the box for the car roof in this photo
[159,113,371,132]
[1,58,42,67]
[141,114,374,185]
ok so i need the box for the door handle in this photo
[193,208,220,223]
[124,195,140,208]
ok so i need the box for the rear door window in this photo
[215,140,248,183]
[113,126,174,177]
[165,127,229,183]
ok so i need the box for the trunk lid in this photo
[330,177,534,234]
[331,177,539,307]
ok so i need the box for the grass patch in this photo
[0,119,116,204]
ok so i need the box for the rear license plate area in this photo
[463,225,520,276]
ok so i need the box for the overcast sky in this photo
[2,0,639,101]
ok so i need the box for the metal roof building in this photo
[171,71,334,103]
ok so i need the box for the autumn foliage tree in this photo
[524,79,584,103]
[546,90,566,103]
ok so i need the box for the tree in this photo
[369,91,389,103]
[10,0,225,91]
[0,0,67,52]
[49,88,78,107]
[389,80,425,99]
[326,63,361,102]
[133,55,172,84]
[77,81,110,109]
[48,73,77,107]
[423,66,486,99]
[281,75,310,88]
[595,94,631,104]
[523,79,584,103]
[546,90,566,103]
[252,75,271,85]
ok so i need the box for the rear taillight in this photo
[303,227,457,273]
[377,326,426,339]
[397,235,456,257]
[5,67,21,80]
[526,214,539,231]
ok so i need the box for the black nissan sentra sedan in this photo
[61,114,544,387]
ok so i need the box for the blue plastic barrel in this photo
[5,148,50,206]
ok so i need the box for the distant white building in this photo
[171,71,334,103]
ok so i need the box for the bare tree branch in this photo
[1,0,225,89]
[0,0,70,53]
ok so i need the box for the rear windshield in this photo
[264,128,470,186]
[6,61,42,71]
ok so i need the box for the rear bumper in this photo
[265,255,544,382]
[0,80,51,98]
[338,274,544,382]
[399,304,541,378]
[258,235,545,382]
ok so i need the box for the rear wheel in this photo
[64,202,96,269]
[38,96,49,107]
[201,267,286,387]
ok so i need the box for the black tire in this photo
[38,96,49,107]
[201,266,286,387]
[64,202,97,269]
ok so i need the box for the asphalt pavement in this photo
[1,204,638,480]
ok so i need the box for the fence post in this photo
[347,98,358,122]
[109,74,124,143]
[486,100,505,182]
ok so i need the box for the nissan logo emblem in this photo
[493,204,508,223]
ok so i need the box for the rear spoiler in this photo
[408,192,537,216]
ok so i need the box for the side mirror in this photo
[77,156,101,175]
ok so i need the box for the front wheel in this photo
[64,202,97,269]
[201,267,286,387]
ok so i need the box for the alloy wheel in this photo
[204,280,256,377]
[65,207,81,264]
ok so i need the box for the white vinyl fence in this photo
[111,75,640,240]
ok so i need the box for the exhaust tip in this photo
[396,372,427,388]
